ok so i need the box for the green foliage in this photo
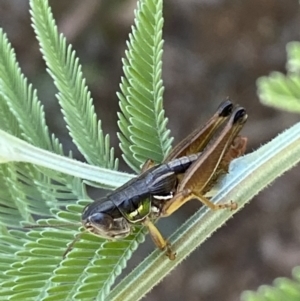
[117,0,172,172]
[0,0,299,300]
[243,36,300,301]
[30,0,117,169]
[257,41,300,113]
[0,0,170,300]
[241,267,300,301]
[0,28,71,221]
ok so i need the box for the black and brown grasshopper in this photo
[81,99,247,260]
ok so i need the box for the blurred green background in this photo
[0,0,299,300]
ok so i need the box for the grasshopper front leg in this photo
[142,217,176,260]
[161,107,247,217]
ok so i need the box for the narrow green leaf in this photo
[117,0,172,172]
[30,0,117,169]
[0,30,62,153]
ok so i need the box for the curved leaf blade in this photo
[30,0,117,169]
[117,0,173,172]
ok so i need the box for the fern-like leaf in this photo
[0,0,168,299]
[0,27,76,219]
[241,267,300,301]
[0,1,117,298]
[257,41,300,113]
[1,10,120,288]
[30,0,117,169]
[117,0,173,172]
[0,29,61,152]
[0,199,146,301]
[0,175,87,301]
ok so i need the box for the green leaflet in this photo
[30,0,117,169]
[257,41,300,113]
[241,267,300,301]
[117,0,172,172]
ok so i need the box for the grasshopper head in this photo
[83,212,131,239]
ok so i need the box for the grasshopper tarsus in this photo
[216,201,238,211]
[165,245,176,261]
[229,201,238,211]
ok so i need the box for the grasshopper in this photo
[81,99,247,259]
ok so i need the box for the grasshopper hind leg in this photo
[160,189,237,218]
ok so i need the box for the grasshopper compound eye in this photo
[84,213,113,234]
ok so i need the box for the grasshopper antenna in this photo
[23,222,81,228]
[24,222,85,258]
[62,231,87,258]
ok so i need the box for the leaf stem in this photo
[0,129,134,188]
